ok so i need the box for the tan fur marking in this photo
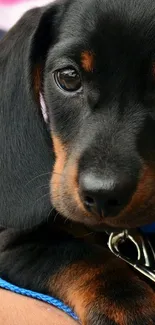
[81,51,94,72]
[120,166,155,216]
[48,259,155,324]
[51,135,67,195]
[66,162,88,214]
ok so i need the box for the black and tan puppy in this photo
[1,0,155,324]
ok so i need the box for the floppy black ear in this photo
[0,3,64,229]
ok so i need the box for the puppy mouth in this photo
[51,182,155,230]
[50,137,155,230]
[51,170,154,231]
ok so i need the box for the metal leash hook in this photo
[107,230,155,282]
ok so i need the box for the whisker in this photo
[52,172,65,176]
[48,207,55,218]
[75,231,94,238]
[32,192,49,209]
[36,180,68,190]
[24,172,51,187]
[46,206,56,222]
[53,211,60,223]
[24,171,67,188]
[37,184,50,189]
[64,215,70,224]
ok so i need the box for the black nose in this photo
[79,172,135,218]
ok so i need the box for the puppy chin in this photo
[90,224,126,233]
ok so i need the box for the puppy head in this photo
[43,0,155,230]
[1,0,155,230]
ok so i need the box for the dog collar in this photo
[108,228,155,283]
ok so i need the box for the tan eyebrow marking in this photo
[81,51,94,72]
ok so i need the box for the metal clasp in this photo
[108,230,155,282]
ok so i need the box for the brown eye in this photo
[54,68,81,92]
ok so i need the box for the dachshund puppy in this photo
[1,0,155,324]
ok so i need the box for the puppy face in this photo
[2,0,155,230]
[42,0,155,229]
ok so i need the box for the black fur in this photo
[1,1,155,324]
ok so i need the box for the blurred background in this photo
[0,0,54,36]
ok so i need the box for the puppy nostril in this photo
[84,196,95,207]
[79,172,135,218]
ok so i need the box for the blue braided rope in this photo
[0,278,78,321]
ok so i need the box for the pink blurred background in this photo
[0,0,53,31]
